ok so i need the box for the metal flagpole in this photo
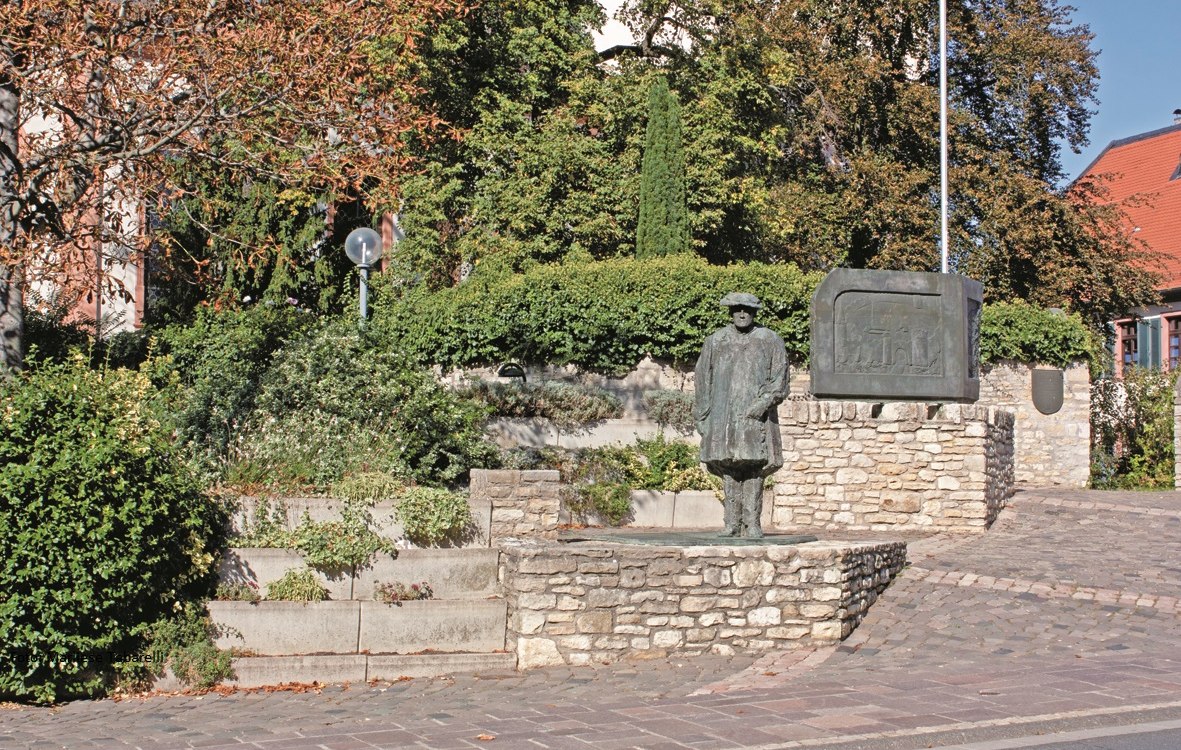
[940,0,950,274]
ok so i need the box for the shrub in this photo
[632,435,718,493]
[214,582,262,602]
[266,569,329,601]
[234,497,295,549]
[643,389,695,432]
[291,501,397,572]
[140,603,234,690]
[571,482,633,526]
[459,379,623,427]
[374,581,434,605]
[1090,367,1175,489]
[980,301,1097,369]
[330,471,406,505]
[0,358,224,703]
[394,487,474,546]
[226,317,497,491]
[233,497,396,572]
[375,255,819,375]
[374,259,1096,377]
[148,303,312,480]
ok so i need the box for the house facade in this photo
[1077,117,1181,373]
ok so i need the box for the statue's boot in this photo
[720,475,740,537]
[740,476,764,539]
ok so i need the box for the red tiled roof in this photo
[1077,124,1181,290]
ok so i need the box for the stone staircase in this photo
[202,496,514,688]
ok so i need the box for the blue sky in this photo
[1058,0,1181,182]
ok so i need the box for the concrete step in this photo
[208,599,508,656]
[155,652,517,690]
[486,416,698,449]
[231,495,492,549]
[562,489,771,529]
[219,547,500,601]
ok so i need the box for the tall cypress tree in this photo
[636,77,689,258]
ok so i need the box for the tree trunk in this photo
[0,41,23,376]
[0,265,21,376]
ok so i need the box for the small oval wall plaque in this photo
[1031,368,1064,415]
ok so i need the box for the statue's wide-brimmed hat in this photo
[719,292,762,310]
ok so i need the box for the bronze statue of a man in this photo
[694,293,789,538]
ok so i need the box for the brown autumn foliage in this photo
[0,0,467,368]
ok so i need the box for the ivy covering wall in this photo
[372,259,1096,375]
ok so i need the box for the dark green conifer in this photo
[636,77,689,257]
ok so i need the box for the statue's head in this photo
[719,292,761,332]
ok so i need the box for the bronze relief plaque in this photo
[811,269,983,402]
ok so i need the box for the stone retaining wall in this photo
[472,469,562,542]
[500,539,906,668]
[460,360,1087,488]
[773,402,1014,532]
[979,361,1089,487]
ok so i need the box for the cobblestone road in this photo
[4,488,1181,750]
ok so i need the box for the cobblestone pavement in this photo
[5,488,1181,750]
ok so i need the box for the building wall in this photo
[978,361,1090,487]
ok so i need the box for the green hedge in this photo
[374,259,1094,374]
[375,255,821,375]
[0,359,224,702]
[979,301,1096,369]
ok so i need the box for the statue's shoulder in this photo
[703,327,728,346]
[751,325,786,346]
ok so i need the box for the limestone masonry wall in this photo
[978,361,1089,487]
[773,402,1014,532]
[500,539,907,668]
[471,469,561,543]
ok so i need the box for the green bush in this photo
[980,301,1097,369]
[291,502,397,572]
[394,487,474,546]
[375,259,1095,376]
[148,303,312,480]
[233,497,396,572]
[374,255,820,375]
[266,568,329,602]
[140,603,233,691]
[0,358,224,703]
[225,317,498,491]
[459,379,623,427]
[643,389,696,432]
[527,437,717,526]
[1091,367,1175,489]
[632,434,718,493]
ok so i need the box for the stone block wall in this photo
[471,469,562,543]
[773,401,1014,532]
[978,361,1090,487]
[500,539,906,668]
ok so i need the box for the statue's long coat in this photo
[694,324,789,476]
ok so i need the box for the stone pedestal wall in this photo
[773,401,1014,532]
[471,469,562,543]
[978,361,1090,487]
[500,539,906,668]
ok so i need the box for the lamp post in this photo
[345,227,382,322]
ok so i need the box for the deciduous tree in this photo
[0,0,466,373]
